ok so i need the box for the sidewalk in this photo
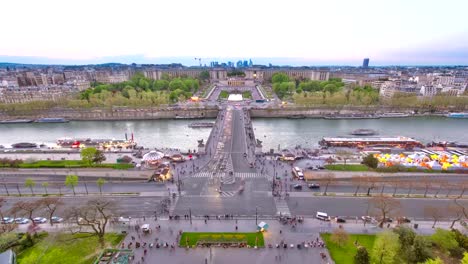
[0,168,151,179]
[15,216,465,264]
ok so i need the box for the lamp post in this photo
[255,206,258,225]
[177,170,181,195]
[189,207,192,225]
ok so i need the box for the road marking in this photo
[274,197,291,216]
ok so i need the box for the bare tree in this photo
[66,198,117,246]
[420,176,433,198]
[458,181,468,198]
[39,197,63,226]
[336,150,354,165]
[330,227,349,247]
[351,175,363,196]
[0,198,17,234]
[405,181,414,197]
[389,179,403,197]
[448,199,467,229]
[363,176,379,196]
[424,205,444,228]
[318,173,335,196]
[368,195,401,228]
[10,200,41,223]
[380,178,388,195]
[433,180,446,198]
[445,182,455,198]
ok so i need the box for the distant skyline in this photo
[1,0,468,66]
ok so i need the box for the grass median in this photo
[325,164,370,171]
[179,232,264,247]
[18,160,133,170]
[17,233,125,264]
[321,233,376,264]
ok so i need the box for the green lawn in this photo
[19,160,133,170]
[17,233,125,264]
[321,233,376,264]
[179,232,264,247]
[219,90,229,99]
[242,91,252,99]
[325,164,370,171]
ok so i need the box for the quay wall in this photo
[0,105,444,121]
[0,107,219,121]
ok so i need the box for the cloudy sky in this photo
[1,0,467,65]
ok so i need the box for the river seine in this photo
[0,117,467,151]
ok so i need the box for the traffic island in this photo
[179,232,264,248]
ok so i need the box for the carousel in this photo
[142,151,164,167]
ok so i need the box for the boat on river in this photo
[324,114,379,120]
[188,122,215,128]
[35,118,69,123]
[12,142,38,148]
[379,112,411,118]
[447,112,468,118]
[350,129,378,136]
[0,119,33,124]
[56,137,137,149]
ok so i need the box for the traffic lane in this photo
[1,196,168,218]
[231,110,256,173]
[0,181,167,195]
[281,181,465,196]
[174,195,276,216]
[287,196,460,219]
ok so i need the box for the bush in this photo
[452,229,468,251]
[331,228,349,247]
[362,154,378,169]
[120,155,133,164]
[0,233,20,252]
[354,246,370,264]
[431,228,459,252]
[449,246,465,259]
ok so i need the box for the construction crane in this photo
[194,58,202,67]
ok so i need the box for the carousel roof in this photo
[142,151,164,161]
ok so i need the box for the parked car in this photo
[361,216,374,223]
[397,217,411,223]
[1,217,14,224]
[293,184,302,190]
[380,217,393,223]
[33,217,47,224]
[51,216,64,223]
[335,217,347,223]
[15,218,30,224]
[308,183,320,189]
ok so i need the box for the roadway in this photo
[231,109,256,173]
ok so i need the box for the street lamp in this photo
[189,207,192,225]
[255,206,258,225]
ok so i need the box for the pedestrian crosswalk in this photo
[274,197,291,216]
[219,191,236,197]
[191,172,267,179]
[234,173,266,179]
[192,172,214,178]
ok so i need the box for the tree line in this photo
[342,226,468,264]
[0,196,116,247]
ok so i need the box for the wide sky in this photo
[1,0,467,65]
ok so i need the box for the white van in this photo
[292,167,304,180]
[316,211,330,221]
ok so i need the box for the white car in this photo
[33,217,47,224]
[15,218,30,224]
[51,216,63,223]
[1,217,14,224]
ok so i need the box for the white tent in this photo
[142,151,164,162]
